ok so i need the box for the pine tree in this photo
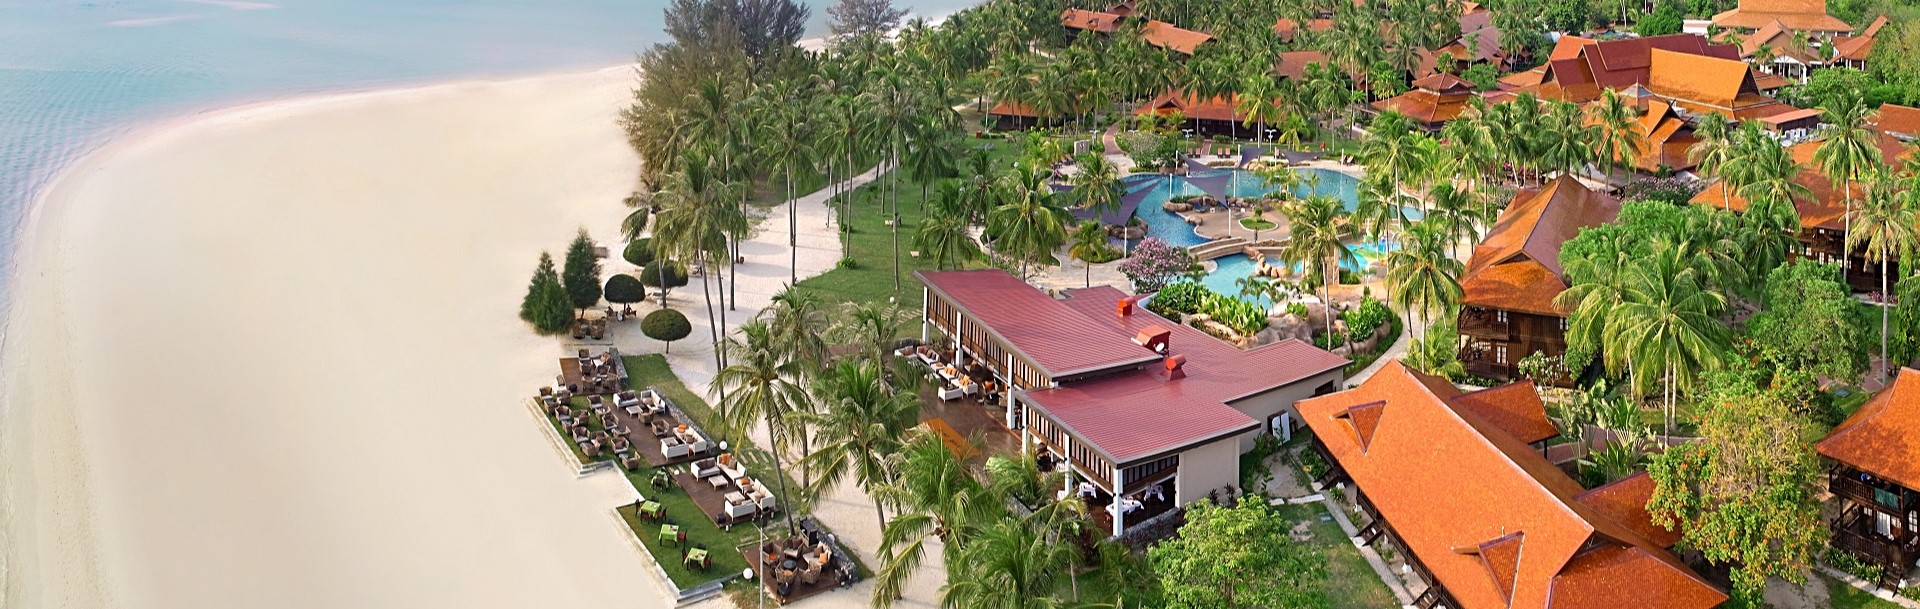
[520,252,561,323]
[561,229,603,317]
[521,252,574,334]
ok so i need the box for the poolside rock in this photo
[1163,201,1192,213]
[1258,316,1312,345]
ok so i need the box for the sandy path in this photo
[1,66,674,608]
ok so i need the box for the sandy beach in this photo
[0,66,671,608]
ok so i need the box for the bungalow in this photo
[1832,15,1890,69]
[1815,368,1920,588]
[1412,7,1506,78]
[1134,89,1254,137]
[1874,102,1920,140]
[1517,34,1797,120]
[1371,73,1478,130]
[1271,17,1333,44]
[1298,362,1728,609]
[1060,8,1123,35]
[1458,176,1621,384]
[1061,9,1212,56]
[1738,14,1890,81]
[1140,20,1212,56]
[915,270,1347,537]
[1711,0,1852,37]
[986,100,1043,131]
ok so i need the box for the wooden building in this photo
[1458,176,1620,384]
[1514,34,1799,121]
[1372,73,1478,130]
[915,270,1346,537]
[1815,368,1920,587]
[1297,362,1727,609]
[1134,89,1254,138]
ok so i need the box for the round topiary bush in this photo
[640,259,688,298]
[641,308,692,353]
[604,274,646,308]
[623,238,655,267]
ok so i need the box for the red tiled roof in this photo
[1370,87,1475,125]
[1142,20,1213,55]
[988,100,1040,118]
[1412,72,1476,92]
[916,270,1161,377]
[1874,103,1920,138]
[1833,15,1890,60]
[1712,0,1851,32]
[1461,176,1620,315]
[1695,132,1912,231]
[1297,363,1727,609]
[1818,368,1920,489]
[1645,48,1762,109]
[1272,17,1333,42]
[1061,8,1123,33]
[1450,382,1559,444]
[1275,50,1328,80]
[1022,285,1350,463]
[1573,472,1683,548]
[1523,34,1745,103]
[1135,89,1245,122]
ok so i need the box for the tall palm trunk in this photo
[892,138,902,294]
[765,415,798,533]
[788,165,799,285]
[1883,258,1892,380]
[725,150,738,312]
[700,254,729,427]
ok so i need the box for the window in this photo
[1495,310,1509,324]
[1559,317,1569,331]
[1494,344,1508,365]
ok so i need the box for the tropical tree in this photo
[1358,111,1427,230]
[1068,221,1113,288]
[1814,94,1879,249]
[520,252,574,334]
[1069,153,1124,221]
[987,165,1070,278]
[939,501,1089,609]
[1688,116,1737,210]
[1845,171,1920,379]
[801,359,919,531]
[562,229,604,318]
[917,182,986,270]
[1280,196,1358,341]
[756,91,819,285]
[653,148,749,381]
[1611,243,1731,434]
[1384,221,1464,337]
[873,430,996,606]
[1403,315,1465,378]
[1151,499,1328,609]
[1588,88,1643,180]
[712,319,806,530]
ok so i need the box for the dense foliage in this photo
[1341,295,1392,342]
[1745,262,1870,385]
[519,251,573,334]
[1150,500,1329,609]
[640,308,693,352]
[1119,238,1200,293]
[561,229,603,315]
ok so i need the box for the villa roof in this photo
[1448,381,1559,444]
[1623,100,1700,171]
[1275,50,1328,80]
[1497,34,1589,89]
[1645,48,1761,109]
[1021,284,1349,464]
[1834,16,1890,60]
[1371,87,1475,126]
[1873,103,1920,139]
[1740,20,1822,62]
[1061,8,1124,33]
[988,100,1041,118]
[1272,17,1334,42]
[1573,473,1684,549]
[1524,34,1742,103]
[1142,20,1213,55]
[915,270,1161,378]
[1818,368,1920,489]
[1135,89,1245,122]
[1297,363,1727,609]
[1461,176,1620,316]
[1106,0,1137,16]
[1711,0,1851,32]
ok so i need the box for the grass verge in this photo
[1271,502,1400,609]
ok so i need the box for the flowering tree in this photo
[1118,238,1198,293]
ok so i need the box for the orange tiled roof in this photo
[1061,8,1123,33]
[1141,20,1212,55]
[1296,363,1727,609]
[1873,103,1920,138]
[1573,472,1684,548]
[1449,381,1560,444]
[1712,0,1851,32]
[1685,132,1912,232]
[988,100,1041,118]
[1626,101,1701,172]
[1645,48,1757,109]
[1371,88,1475,125]
[1818,368,1920,489]
[1133,89,1244,122]
[1461,176,1621,315]
[1273,17,1335,42]
[1275,50,1328,80]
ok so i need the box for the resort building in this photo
[913,270,1347,537]
[1135,89,1253,137]
[1060,9,1212,56]
[1140,20,1213,56]
[1689,119,1913,291]
[986,100,1043,131]
[1711,0,1851,38]
[1516,34,1797,121]
[1874,102,1920,140]
[1619,100,1703,172]
[1816,367,1920,588]
[1735,14,1889,81]
[1271,17,1333,44]
[1412,7,1506,78]
[1831,15,1890,69]
[1458,176,1621,384]
[1060,8,1124,35]
[1371,73,1479,130]
[1297,362,1728,609]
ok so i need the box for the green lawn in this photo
[794,140,1022,311]
[1819,573,1907,609]
[1271,502,1400,609]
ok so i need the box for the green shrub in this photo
[623,238,655,267]
[604,274,647,306]
[1342,296,1392,341]
[641,309,693,353]
[837,257,860,269]
[1147,281,1207,316]
[640,260,688,290]
[1338,269,1361,285]
[521,251,574,334]
[1286,302,1309,318]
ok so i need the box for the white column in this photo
[1111,465,1126,537]
[920,287,930,342]
[1004,353,1017,428]
[1021,402,1033,454]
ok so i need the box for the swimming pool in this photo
[1199,245,1397,309]
[1126,167,1381,248]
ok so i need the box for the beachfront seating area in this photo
[670,451,779,528]
[541,349,714,468]
[557,348,627,395]
[740,518,858,604]
[896,344,1003,404]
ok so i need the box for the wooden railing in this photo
[1831,518,1919,573]
[1458,313,1510,340]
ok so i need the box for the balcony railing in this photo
[1457,314,1510,340]
[1832,516,1919,572]
[1461,357,1512,380]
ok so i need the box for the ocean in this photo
[0,0,966,307]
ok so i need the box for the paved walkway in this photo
[599,164,946,609]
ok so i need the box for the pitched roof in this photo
[916,270,1161,377]
[1818,368,1920,489]
[1521,34,1746,104]
[1060,8,1123,33]
[1627,100,1701,171]
[1141,20,1213,55]
[1461,176,1621,315]
[1413,72,1476,92]
[1022,285,1350,463]
[1873,103,1920,138]
[1711,0,1851,32]
[1134,89,1245,122]
[1296,363,1727,609]
[1449,382,1560,444]
[1573,472,1683,548]
[1645,48,1758,108]
[1275,50,1329,80]
[1272,17,1334,42]
[988,100,1041,118]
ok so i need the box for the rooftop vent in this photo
[1117,295,1143,316]
[1133,326,1171,353]
[1164,354,1187,380]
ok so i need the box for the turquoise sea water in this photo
[0,0,969,308]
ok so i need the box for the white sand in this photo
[0,66,674,608]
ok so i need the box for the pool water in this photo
[1126,167,1381,249]
[1199,246,1396,309]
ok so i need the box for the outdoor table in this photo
[659,524,680,547]
[639,501,664,520]
[685,547,709,568]
[707,476,730,489]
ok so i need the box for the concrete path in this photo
[599,163,947,609]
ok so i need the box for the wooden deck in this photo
[739,530,855,604]
[672,471,778,529]
[557,349,627,395]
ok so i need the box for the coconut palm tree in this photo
[1237,75,1287,144]
[1588,88,1643,181]
[1068,221,1111,288]
[712,319,806,531]
[1814,95,1879,254]
[867,58,922,294]
[1280,196,1358,342]
[1423,182,1482,258]
[1359,111,1427,229]
[1069,152,1124,221]
[987,166,1071,279]
[755,91,819,285]
[1611,243,1730,435]
[1351,173,1408,245]
[834,300,915,369]
[653,147,748,387]
[939,502,1086,609]
[1555,230,1635,377]
[1536,101,1596,180]
[917,182,985,271]
[1688,116,1737,210]
[1403,315,1465,378]
[1384,220,1464,337]
[679,77,749,310]
[1845,171,1920,380]
[800,360,919,532]
[873,429,995,607]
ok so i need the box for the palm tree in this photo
[800,360,919,531]
[987,166,1070,279]
[653,148,747,387]
[1611,243,1730,435]
[678,78,747,310]
[1067,221,1111,288]
[1237,75,1286,144]
[918,181,986,271]
[1358,111,1427,231]
[1068,153,1124,220]
[1555,230,1634,378]
[873,429,995,607]
[756,93,819,285]
[1351,173,1407,246]
[939,502,1086,609]
[1384,221,1464,338]
[764,286,829,485]
[1536,101,1596,180]
[1688,116,1737,210]
[1403,315,1466,378]
[1423,183,1482,258]
[1280,196,1358,342]
[1814,95,1879,255]
[835,301,914,369]
[1588,88,1643,181]
[712,319,806,531]
[1846,171,1920,379]
[867,58,922,294]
